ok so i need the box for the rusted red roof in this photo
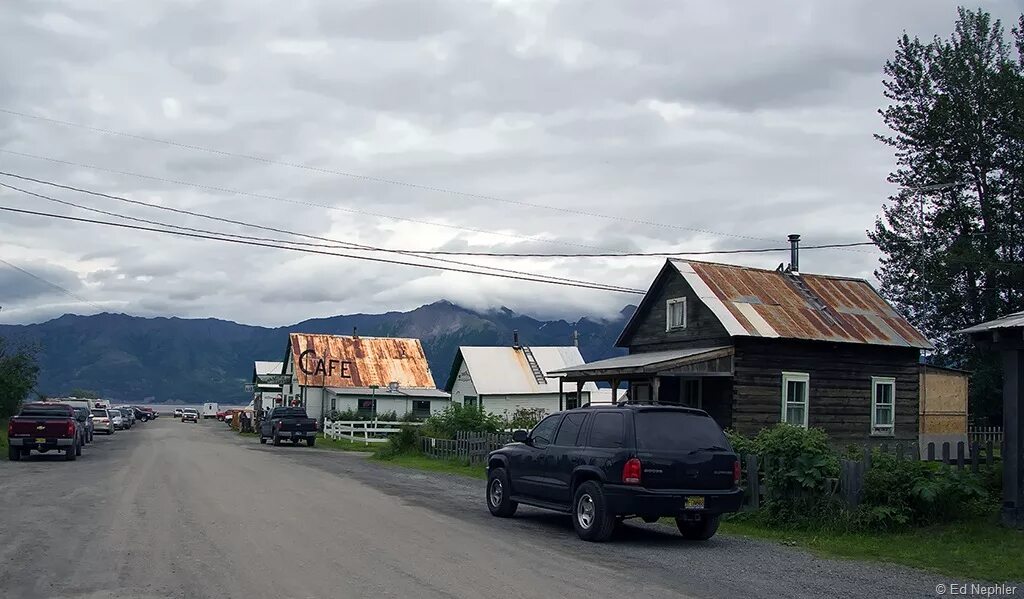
[287,333,439,389]
[664,260,932,349]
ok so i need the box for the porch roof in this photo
[548,346,733,379]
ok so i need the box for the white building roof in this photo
[450,346,600,395]
[254,361,284,375]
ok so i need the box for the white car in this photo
[173,408,183,418]
[181,409,199,423]
[109,409,125,430]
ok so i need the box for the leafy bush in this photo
[377,424,421,458]
[507,407,547,430]
[377,410,398,422]
[326,408,369,422]
[724,429,752,456]
[751,424,839,501]
[421,403,505,439]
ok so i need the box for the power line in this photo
[0,168,879,259]
[0,258,105,312]
[0,203,647,295]
[0,148,603,251]
[0,173,642,292]
[0,107,786,243]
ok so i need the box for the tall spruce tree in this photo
[872,8,1024,422]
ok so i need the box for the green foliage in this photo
[752,424,839,498]
[326,408,369,421]
[0,418,7,450]
[506,406,547,430]
[723,429,752,456]
[377,410,398,422]
[871,7,1024,421]
[0,338,40,419]
[377,424,421,458]
[421,403,505,439]
[67,388,101,399]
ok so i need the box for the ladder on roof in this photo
[520,346,549,385]
[786,273,840,325]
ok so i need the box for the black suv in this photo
[485,404,743,542]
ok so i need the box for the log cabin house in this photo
[551,242,933,444]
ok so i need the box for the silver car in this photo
[92,408,115,435]
[109,409,125,430]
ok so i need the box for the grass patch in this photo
[371,452,487,480]
[717,517,1024,582]
[0,418,7,450]
[314,433,377,453]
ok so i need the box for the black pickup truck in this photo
[485,404,743,542]
[259,407,317,446]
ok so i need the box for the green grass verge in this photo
[0,418,7,450]
[314,433,377,452]
[371,453,487,479]
[717,517,1024,582]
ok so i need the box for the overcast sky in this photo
[1,0,1020,326]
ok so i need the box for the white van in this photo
[202,402,218,419]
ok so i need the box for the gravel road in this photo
[0,419,967,598]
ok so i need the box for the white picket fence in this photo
[323,420,423,445]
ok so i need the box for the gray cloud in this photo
[1,0,1018,327]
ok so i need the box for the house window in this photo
[412,400,431,418]
[357,398,376,417]
[330,397,336,411]
[781,372,809,428]
[666,297,687,330]
[871,377,896,436]
[565,392,579,409]
[464,396,478,408]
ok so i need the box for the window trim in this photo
[781,371,810,428]
[666,297,687,331]
[870,376,896,437]
[463,395,478,408]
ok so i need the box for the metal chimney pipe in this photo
[352,326,358,338]
[512,329,520,349]
[788,234,801,273]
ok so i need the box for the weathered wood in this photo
[928,442,936,461]
[622,268,731,348]
[972,442,980,473]
[746,454,760,510]
[987,440,995,465]
[957,442,966,470]
[942,442,951,464]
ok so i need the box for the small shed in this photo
[919,364,969,434]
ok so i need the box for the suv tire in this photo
[75,441,83,456]
[273,435,281,446]
[65,443,77,461]
[572,481,615,542]
[486,467,518,517]
[259,436,267,444]
[676,515,720,540]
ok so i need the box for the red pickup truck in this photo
[7,403,82,461]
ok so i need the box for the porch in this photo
[548,346,735,429]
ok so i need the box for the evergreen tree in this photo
[872,8,1024,422]
[0,338,40,419]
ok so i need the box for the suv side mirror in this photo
[512,429,528,443]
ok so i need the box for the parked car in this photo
[173,408,184,418]
[63,400,95,443]
[7,402,82,461]
[485,404,743,542]
[131,406,150,422]
[259,407,317,446]
[116,407,135,429]
[109,409,125,430]
[203,402,219,419]
[71,406,94,444]
[181,408,199,423]
[92,408,115,435]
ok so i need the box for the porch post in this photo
[559,377,565,411]
[610,378,618,405]
[1003,348,1023,528]
[652,376,660,405]
[576,380,583,408]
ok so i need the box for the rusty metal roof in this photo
[286,333,439,389]
[617,259,931,349]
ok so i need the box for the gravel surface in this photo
[0,419,991,598]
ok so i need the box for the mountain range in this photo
[0,301,636,404]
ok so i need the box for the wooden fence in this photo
[421,432,512,465]
[968,426,1004,445]
[323,420,423,445]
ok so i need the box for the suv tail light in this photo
[7,420,13,437]
[622,457,642,485]
[313,420,318,432]
[733,459,741,485]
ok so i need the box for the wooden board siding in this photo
[919,367,968,434]
[731,338,920,443]
[624,271,731,350]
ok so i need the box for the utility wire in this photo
[0,203,647,295]
[0,108,790,243]
[0,257,105,312]
[0,168,878,258]
[0,149,603,251]
[0,173,642,292]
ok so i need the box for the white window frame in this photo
[781,372,810,428]
[666,297,687,331]
[870,376,896,436]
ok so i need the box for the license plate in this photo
[684,496,705,510]
[35,438,46,444]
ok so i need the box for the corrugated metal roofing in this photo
[287,334,438,389]
[326,387,450,398]
[254,361,283,376]
[959,310,1024,334]
[550,346,732,375]
[453,346,600,395]
[669,260,933,349]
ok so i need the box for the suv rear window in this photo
[588,412,625,448]
[635,411,730,451]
